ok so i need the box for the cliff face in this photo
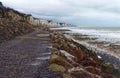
[0,2,73,27]
[0,2,71,43]
[0,4,34,43]
[0,6,31,22]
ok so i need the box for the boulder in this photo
[50,53,73,68]
[85,66,101,75]
[49,64,66,73]
[68,67,101,78]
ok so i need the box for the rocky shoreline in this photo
[96,50,120,70]
[50,27,120,71]
[48,27,120,78]
[71,34,120,71]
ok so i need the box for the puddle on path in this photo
[30,61,41,66]
[35,56,50,60]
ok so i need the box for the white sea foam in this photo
[51,26,120,44]
[62,27,120,44]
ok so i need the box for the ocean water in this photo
[59,27,120,45]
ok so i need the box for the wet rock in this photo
[49,32,120,78]
[63,74,72,78]
[68,67,101,78]
[50,53,73,68]
[49,64,66,73]
[85,66,101,75]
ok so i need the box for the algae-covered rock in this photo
[68,67,101,78]
[60,50,75,61]
[51,47,58,51]
[85,66,101,75]
[63,74,72,78]
[50,53,73,68]
[50,32,119,78]
[115,70,120,78]
[80,57,99,67]
[103,62,114,68]
[101,61,115,74]
[49,64,66,73]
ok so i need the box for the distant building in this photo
[0,2,3,6]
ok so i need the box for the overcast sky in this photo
[1,0,120,27]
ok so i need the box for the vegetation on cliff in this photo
[0,19,34,43]
[0,3,34,43]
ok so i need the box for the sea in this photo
[59,26,120,45]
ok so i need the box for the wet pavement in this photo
[0,30,62,78]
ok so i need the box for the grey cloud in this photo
[1,0,120,27]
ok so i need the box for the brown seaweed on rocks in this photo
[49,31,120,78]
